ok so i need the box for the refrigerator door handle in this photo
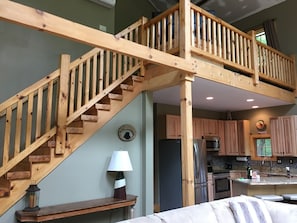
[193,144,199,179]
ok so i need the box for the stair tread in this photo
[81,114,98,122]
[66,127,84,134]
[29,154,51,163]
[95,103,111,111]
[108,93,123,101]
[121,84,134,91]
[132,75,144,82]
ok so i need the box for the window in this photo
[255,28,267,45]
[250,134,276,161]
[256,138,271,156]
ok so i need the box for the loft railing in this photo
[257,42,296,89]
[190,4,295,90]
[141,3,296,90]
[143,4,180,54]
[0,20,143,176]
[190,5,254,74]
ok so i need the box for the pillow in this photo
[229,199,272,223]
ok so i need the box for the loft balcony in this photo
[120,3,296,108]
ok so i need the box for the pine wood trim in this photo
[180,72,195,207]
[56,54,70,154]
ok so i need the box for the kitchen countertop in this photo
[232,176,297,185]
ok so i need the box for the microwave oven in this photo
[203,136,220,151]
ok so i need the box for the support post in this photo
[180,73,195,207]
[180,0,195,207]
[56,54,70,154]
[249,30,259,86]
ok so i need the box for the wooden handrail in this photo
[0,30,144,177]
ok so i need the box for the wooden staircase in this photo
[0,17,146,214]
[0,72,144,214]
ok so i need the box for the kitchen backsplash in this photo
[207,153,297,175]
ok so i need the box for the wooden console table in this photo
[15,194,137,222]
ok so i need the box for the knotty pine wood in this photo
[55,54,70,154]
[180,76,195,207]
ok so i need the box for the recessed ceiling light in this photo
[246,99,254,102]
[252,105,259,109]
[206,96,214,100]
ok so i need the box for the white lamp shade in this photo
[107,151,133,171]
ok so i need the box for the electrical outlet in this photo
[277,159,282,164]
[289,159,293,164]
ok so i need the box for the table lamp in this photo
[107,150,133,200]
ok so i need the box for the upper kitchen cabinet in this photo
[237,120,251,156]
[193,118,204,139]
[223,120,250,156]
[270,116,297,157]
[224,120,238,155]
[202,119,219,136]
[167,116,221,139]
[218,120,225,156]
[193,118,220,139]
[166,114,181,139]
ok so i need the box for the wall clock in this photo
[256,120,266,131]
[118,124,136,141]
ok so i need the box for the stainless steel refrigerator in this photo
[158,139,208,211]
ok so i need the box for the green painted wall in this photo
[233,0,297,56]
[0,0,114,102]
[115,0,155,33]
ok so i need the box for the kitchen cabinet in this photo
[218,120,225,156]
[166,115,250,156]
[202,119,219,136]
[223,120,250,156]
[193,118,220,139]
[166,115,181,139]
[270,116,297,156]
[237,120,250,156]
[224,120,239,155]
[167,116,220,139]
[229,170,246,197]
[193,118,203,139]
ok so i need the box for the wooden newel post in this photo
[56,54,70,154]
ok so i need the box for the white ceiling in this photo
[148,0,286,23]
[153,77,291,112]
[150,0,292,112]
